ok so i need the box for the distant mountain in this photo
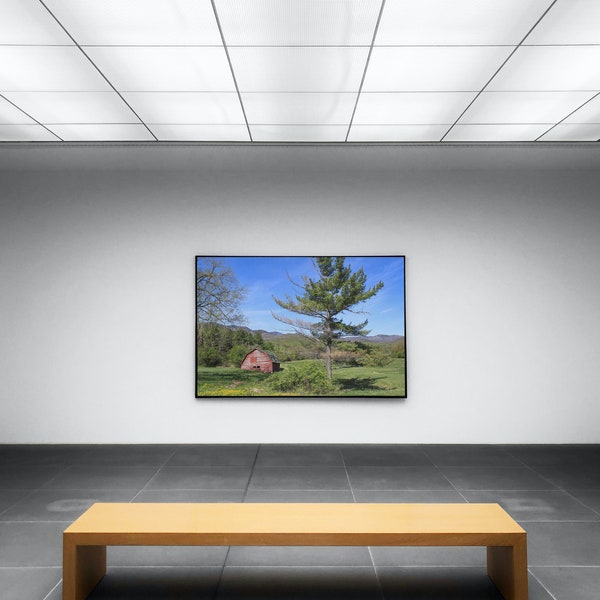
[229,326,402,344]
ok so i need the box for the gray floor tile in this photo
[423,445,522,467]
[248,467,350,490]
[84,566,222,600]
[145,467,251,490]
[0,490,30,514]
[506,445,600,468]
[0,466,64,489]
[531,566,600,600]
[133,489,245,502]
[0,445,89,467]
[0,489,138,521]
[226,546,372,567]
[440,467,557,490]
[347,466,453,490]
[0,567,61,600]
[108,545,228,567]
[462,490,600,522]
[371,546,485,567]
[341,445,432,466]
[167,445,258,467]
[353,490,466,503]
[73,445,176,467]
[41,466,158,490]
[244,489,354,502]
[0,522,65,567]
[377,566,503,599]
[216,566,381,600]
[526,522,600,566]
[256,445,343,467]
[569,490,600,515]
[534,466,600,490]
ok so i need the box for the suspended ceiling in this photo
[1,0,599,144]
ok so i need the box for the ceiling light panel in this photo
[49,124,155,142]
[376,0,553,45]
[444,124,552,142]
[42,0,222,45]
[526,0,600,44]
[84,47,236,92]
[0,97,36,125]
[363,46,513,92]
[0,124,59,141]
[0,0,73,44]
[228,47,369,92]
[3,92,140,124]
[348,124,450,142]
[539,123,600,141]
[241,92,357,125]
[488,46,600,92]
[151,124,250,141]
[251,125,348,142]
[122,92,245,124]
[459,91,596,124]
[0,47,112,92]
[215,0,382,46]
[563,93,600,123]
[353,92,477,125]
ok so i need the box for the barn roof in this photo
[245,348,280,363]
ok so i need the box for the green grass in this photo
[196,358,406,397]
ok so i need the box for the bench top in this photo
[64,503,525,547]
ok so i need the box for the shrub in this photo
[269,361,334,395]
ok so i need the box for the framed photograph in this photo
[196,256,406,398]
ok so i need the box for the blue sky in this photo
[202,256,405,336]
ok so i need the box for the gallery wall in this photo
[0,144,599,444]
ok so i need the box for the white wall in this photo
[1,144,599,444]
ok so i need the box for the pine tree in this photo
[273,257,384,380]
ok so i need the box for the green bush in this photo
[269,361,334,395]
[197,347,221,367]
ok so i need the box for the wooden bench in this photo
[63,502,527,600]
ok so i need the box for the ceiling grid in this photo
[0,0,598,143]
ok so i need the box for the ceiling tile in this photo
[0,97,36,125]
[43,0,222,45]
[376,0,553,45]
[488,46,600,91]
[563,93,600,123]
[527,0,600,44]
[0,47,112,92]
[538,123,600,141]
[353,92,476,124]
[216,0,382,46]
[122,92,245,124]
[0,0,73,44]
[151,124,250,141]
[49,124,155,141]
[0,124,60,141]
[363,46,513,92]
[241,92,357,125]
[229,47,369,92]
[348,124,449,142]
[444,123,552,141]
[85,47,236,92]
[251,125,348,142]
[459,91,596,124]
[3,92,141,124]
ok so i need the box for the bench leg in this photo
[63,540,106,600]
[487,540,528,600]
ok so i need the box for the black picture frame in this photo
[196,256,406,398]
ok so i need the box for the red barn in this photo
[240,348,281,373]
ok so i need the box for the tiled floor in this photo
[0,444,599,600]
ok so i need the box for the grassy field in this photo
[196,358,406,397]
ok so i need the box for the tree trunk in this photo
[325,342,333,381]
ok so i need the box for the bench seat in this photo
[63,502,527,600]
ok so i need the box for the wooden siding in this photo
[240,349,280,373]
